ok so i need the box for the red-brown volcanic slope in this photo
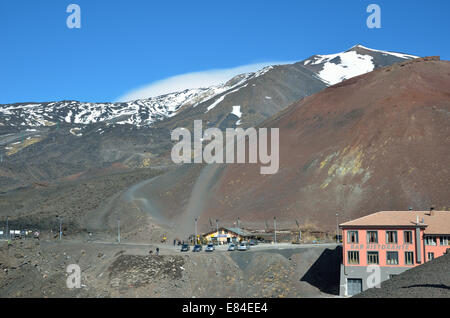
[125,58,450,234]
[200,57,450,231]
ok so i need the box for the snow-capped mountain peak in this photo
[302,44,419,85]
[0,45,419,129]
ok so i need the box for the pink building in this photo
[339,209,450,296]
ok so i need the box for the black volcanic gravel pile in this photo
[356,253,450,298]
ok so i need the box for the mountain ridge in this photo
[0,45,418,130]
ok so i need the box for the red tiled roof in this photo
[339,211,450,235]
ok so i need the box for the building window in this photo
[348,251,359,265]
[347,231,359,244]
[439,236,450,246]
[386,231,398,244]
[425,236,437,246]
[386,252,399,265]
[405,252,414,265]
[367,231,378,243]
[367,251,379,264]
[428,252,435,261]
[404,231,413,244]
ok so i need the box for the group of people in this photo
[149,247,160,255]
[173,239,184,246]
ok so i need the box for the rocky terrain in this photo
[0,239,340,298]
[356,253,450,298]
[0,167,167,241]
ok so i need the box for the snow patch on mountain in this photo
[205,84,248,113]
[231,106,242,118]
[316,51,375,85]
[307,44,418,86]
[70,128,83,137]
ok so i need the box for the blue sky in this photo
[0,0,449,104]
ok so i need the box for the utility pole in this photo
[216,219,219,245]
[194,217,198,245]
[273,217,277,244]
[6,216,9,240]
[117,218,121,244]
[296,219,301,242]
[336,213,339,244]
[237,217,240,243]
[59,217,62,240]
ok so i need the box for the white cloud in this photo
[115,61,293,102]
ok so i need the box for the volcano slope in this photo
[126,57,450,235]
[0,45,416,196]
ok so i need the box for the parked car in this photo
[181,244,190,252]
[238,242,248,251]
[249,240,258,246]
[193,244,202,252]
[205,243,215,252]
[228,244,236,251]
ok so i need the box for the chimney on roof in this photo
[429,207,435,216]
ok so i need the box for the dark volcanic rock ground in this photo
[0,239,340,298]
[356,253,450,298]
[0,167,167,239]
